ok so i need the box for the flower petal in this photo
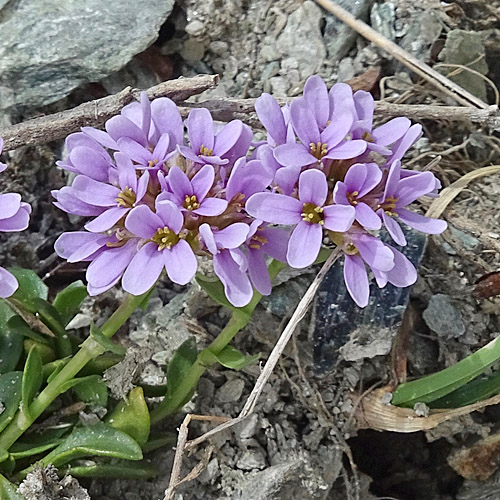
[122,242,164,295]
[355,202,381,230]
[255,93,287,145]
[0,267,18,298]
[325,140,366,160]
[186,108,214,152]
[0,193,21,220]
[398,208,448,234]
[168,166,193,200]
[286,221,323,268]
[125,205,163,239]
[214,223,249,249]
[356,233,395,272]
[298,169,328,206]
[191,165,215,201]
[290,98,321,145]
[382,211,406,246]
[303,75,330,129]
[372,117,411,146]
[322,204,355,232]
[163,239,197,285]
[344,254,369,308]
[274,143,316,168]
[85,206,128,232]
[246,193,302,224]
[194,197,228,216]
[248,248,272,295]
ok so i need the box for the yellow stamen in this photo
[199,145,213,156]
[151,227,180,251]
[378,195,399,213]
[147,159,159,168]
[309,142,328,161]
[301,202,324,225]
[183,194,201,211]
[362,131,374,143]
[115,187,136,208]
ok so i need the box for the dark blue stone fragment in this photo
[313,228,428,373]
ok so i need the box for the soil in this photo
[4,1,500,499]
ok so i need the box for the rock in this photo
[19,465,90,500]
[423,294,466,339]
[276,1,326,80]
[236,449,267,470]
[216,378,245,404]
[0,0,174,112]
[313,228,427,372]
[370,2,396,41]
[439,29,489,102]
[185,20,205,37]
[324,0,374,62]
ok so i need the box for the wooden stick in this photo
[314,0,490,110]
[184,249,341,452]
[0,75,219,152]
[180,99,500,131]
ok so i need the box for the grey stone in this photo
[370,2,396,41]
[439,29,489,102]
[397,9,442,61]
[236,449,267,470]
[423,294,466,339]
[324,0,374,62]
[0,0,174,112]
[185,20,205,37]
[276,1,326,80]
[216,378,245,404]
[234,413,260,440]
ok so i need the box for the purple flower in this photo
[246,169,355,268]
[0,186,31,298]
[162,165,227,216]
[123,200,198,294]
[351,90,412,156]
[274,96,366,168]
[254,93,294,146]
[336,227,416,307]
[54,229,139,296]
[333,163,382,230]
[117,133,172,170]
[244,221,288,296]
[199,223,252,307]
[384,124,423,164]
[178,108,253,166]
[225,158,273,203]
[377,160,447,246]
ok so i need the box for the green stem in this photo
[0,292,147,452]
[150,261,286,425]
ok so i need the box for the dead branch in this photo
[180,99,500,131]
[314,0,489,109]
[0,75,219,152]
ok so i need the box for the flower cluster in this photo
[54,76,446,308]
[0,139,31,297]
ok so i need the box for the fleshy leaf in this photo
[8,268,48,309]
[106,387,150,447]
[392,335,500,407]
[90,323,126,356]
[22,346,43,417]
[0,372,22,433]
[10,427,69,459]
[214,345,260,370]
[73,375,108,407]
[34,423,142,469]
[0,473,25,500]
[8,316,50,346]
[142,433,176,454]
[166,338,197,398]
[0,303,23,375]
[62,460,157,479]
[53,281,87,326]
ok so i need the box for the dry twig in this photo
[0,75,219,152]
[313,0,489,109]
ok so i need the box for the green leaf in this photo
[166,338,197,398]
[45,358,70,383]
[196,274,236,311]
[142,433,176,453]
[0,473,25,500]
[35,423,143,469]
[10,441,63,460]
[8,268,48,308]
[0,303,23,375]
[0,372,22,433]
[430,368,500,408]
[214,345,260,370]
[10,427,69,459]
[392,335,500,407]
[30,299,73,357]
[73,376,108,407]
[63,460,157,479]
[138,287,155,311]
[58,375,103,395]
[53,281,87,326]
[8,316,50,346]
[106,387,150,447]
[314,247,333,264]
[23,340,55,365]
[22,346,43,416]
[90,323,126,356]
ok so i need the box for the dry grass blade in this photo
[426,165,500,219]
[313,0,489,109]
[356,387,500,432]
